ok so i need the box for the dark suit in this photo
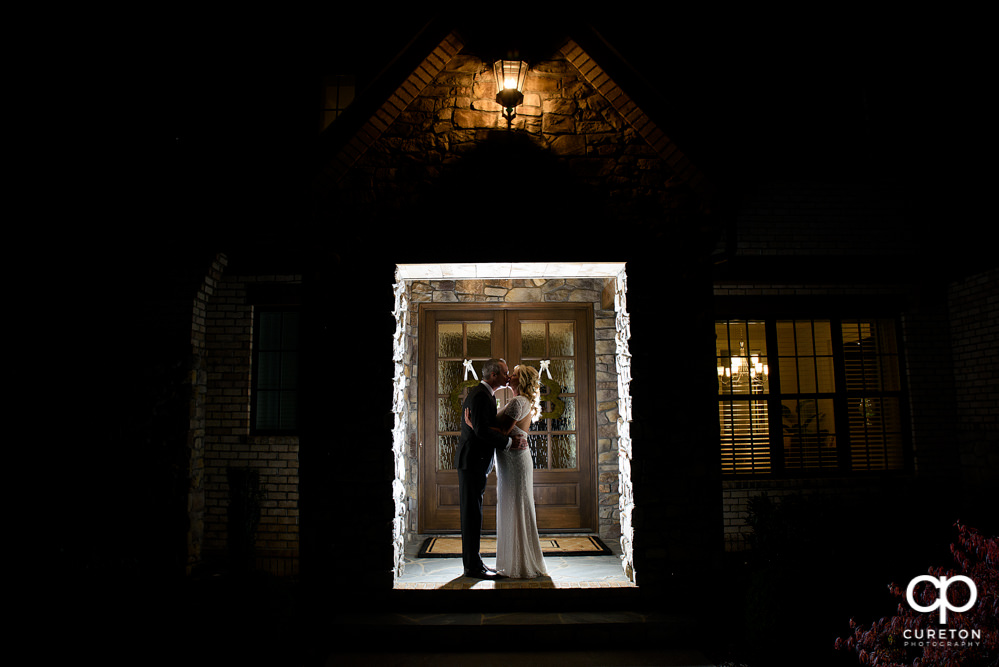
[456,382,511,573]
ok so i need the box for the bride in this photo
[467,364,548,578]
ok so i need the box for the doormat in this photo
[417,535,612,558]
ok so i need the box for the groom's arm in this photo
[468,390,514,451]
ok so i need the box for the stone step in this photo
[325,609,702,654]
[382,584,645,614]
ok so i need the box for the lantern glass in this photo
[493,59,528,127]
[493,59,528,94]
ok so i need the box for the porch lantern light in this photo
[493,59,528,129]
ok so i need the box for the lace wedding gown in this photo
[494,395,548,578]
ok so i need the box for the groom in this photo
[457,358,528,579]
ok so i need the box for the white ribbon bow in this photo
[462,359,478,380]
[539,359,553,379]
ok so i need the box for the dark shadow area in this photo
[705,487,996,667]
[402,130,610,263]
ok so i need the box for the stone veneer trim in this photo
[389,267,636,584]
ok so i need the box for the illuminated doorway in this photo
[389,263,636,584]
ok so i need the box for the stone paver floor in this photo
[394,535,635,589]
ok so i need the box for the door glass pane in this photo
[550,396,576,431]
[436,317,496,474]
[521,322,546,357]
[551,434,577,469]
[438,360,463,395]
[466,322,492,358]
[549,322,575,356]
[438,322,462,357]
[438,397,460,432]
[548,359,576,393]
[438,435,458,470]
[528,434,547,469]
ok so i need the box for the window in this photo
[321,74,355,131]
[252,309,300,433]
[716,317,905,475]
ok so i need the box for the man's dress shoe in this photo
[464,569,502,580]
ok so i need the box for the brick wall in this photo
[720,179,925,550]
[948,267,998,511]
[901,285,960,477]
[201,273,302,576]
[713,278,926,551]
[713,182,992,550]
[730,181,912,258]
[722,476,920,551]
[714,278,957,551]
[185,253,227,573]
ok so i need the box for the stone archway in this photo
[389,262,635,584]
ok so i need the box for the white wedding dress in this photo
[494,395,548,578]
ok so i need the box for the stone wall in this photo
[400,277,623,547]
[611,269,635,578]
[325,48,699,234]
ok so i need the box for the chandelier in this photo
[718,340,769,388]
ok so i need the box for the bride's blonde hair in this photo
[514,364,541,421]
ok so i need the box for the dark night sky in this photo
[164,18,966,172]
[141,13,989,266]
[162,18,908,177]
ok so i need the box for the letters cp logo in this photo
[906,575,978,624]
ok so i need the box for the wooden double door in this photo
[418,304,596,533]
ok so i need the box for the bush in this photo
[740,492,846,664]
[746,492,831,567]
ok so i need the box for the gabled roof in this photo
[313,25,710,202]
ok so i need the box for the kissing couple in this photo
[456,358,548,580]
